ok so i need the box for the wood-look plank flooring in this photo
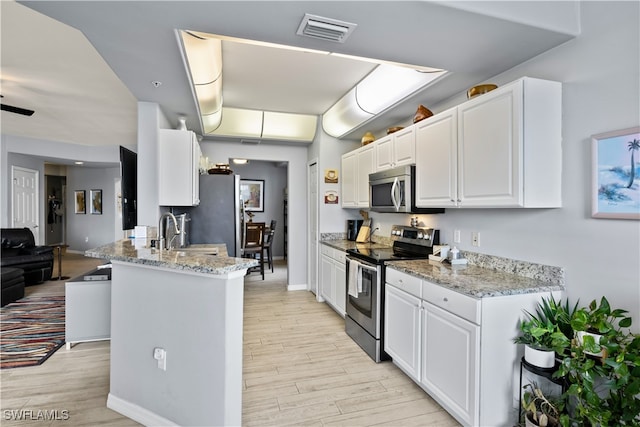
[1,252,460,426]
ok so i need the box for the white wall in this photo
[65,166,121,250]
[309,129,361,234]
[366,1,640,330]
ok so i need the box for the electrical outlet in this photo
[453,229,461,243]
[471,232,480,247]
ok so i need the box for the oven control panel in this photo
[391,225,439,247]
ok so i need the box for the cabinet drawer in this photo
[334,249,346,264]
[321,244,333,257]
[422,280,480,324]
[386,268,421,299]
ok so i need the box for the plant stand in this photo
[518,357,566,425]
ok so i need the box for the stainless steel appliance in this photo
[346,219,364,241]
[181,174,244,257]
[345,225,440,362]
[369,165,445,214]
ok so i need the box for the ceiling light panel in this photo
[322,88,374,138]
[263,111,317,141]
[181,31,222,84]
[296,14,357,43]
[357,65,447,114]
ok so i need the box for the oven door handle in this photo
[347,256,378,273]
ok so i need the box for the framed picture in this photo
[592,126,640,219]
[240,179,264,212]
[324,169,339,183]
[90,189,103,215]
[74,190,86,214]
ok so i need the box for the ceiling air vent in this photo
[296,14,357,43]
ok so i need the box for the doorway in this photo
[308,160,319,297]
[45,175,66,245]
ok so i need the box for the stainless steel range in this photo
[345,225,439,362]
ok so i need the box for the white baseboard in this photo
[107,393,178,426]
[287,284,307,291]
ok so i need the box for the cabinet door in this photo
[159,129,200,206]
[356,144,375,207]
[392,127,416,167]
[191,136,201,205]
[341,151,357,207]
[421,302,479,426]
[458,83,523,206]
[415,108,457,207]
[374,135,393,171]
[320,254,334,302]
[334,255,346,316]
[385,285,421,381]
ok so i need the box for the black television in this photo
[120,146,137,230]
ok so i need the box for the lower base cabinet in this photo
[384,285,421,381]
[320,244,346,316]
[421,302,479,426]
[385,266,562,427]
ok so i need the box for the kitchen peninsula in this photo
[85,240,257,427]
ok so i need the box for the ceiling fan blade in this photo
[1,103,35,116]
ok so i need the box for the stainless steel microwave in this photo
[369,165,445,214]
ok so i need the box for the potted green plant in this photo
[514,296,573,368]
[521,382,562,427]
[555,297,640,426]
[570,296,632,357]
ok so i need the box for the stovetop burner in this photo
[346,225,439,265]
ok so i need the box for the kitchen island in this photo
[85,239,257,427]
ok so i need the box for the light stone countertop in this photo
[320,238,564,298]
[85,239,258,275]
[387,259,564,298]
[320,239,391,252]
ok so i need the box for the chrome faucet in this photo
[158,212,180,251]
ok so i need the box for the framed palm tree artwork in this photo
[591,126,640,219]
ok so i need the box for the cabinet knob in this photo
[443,297,448,302]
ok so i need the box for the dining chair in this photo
[262,220,277,273]
[242,222,265,280]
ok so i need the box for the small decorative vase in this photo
[361,131,375,146]
[524,345,555,368]
[177,117,187,131]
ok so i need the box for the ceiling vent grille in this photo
[296,14,357,43]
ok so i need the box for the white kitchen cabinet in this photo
[341,143,375,208]
[384,283,421,381]
[375,127,416,171]
[421,301,479,426]
[385,266,562,427]
[158,129,201,206]
[415,77,562,208]
[415,107,458,207]
[320,244,346,316]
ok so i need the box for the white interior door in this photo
[308,160,319,297]
[12,166,40,244]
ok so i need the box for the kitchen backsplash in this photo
[461,251,565,286]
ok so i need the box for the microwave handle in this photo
[391,177,402,212]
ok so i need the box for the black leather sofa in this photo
[1,228,54,285]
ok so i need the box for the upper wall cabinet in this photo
[415,77,562,208]
[341,143,375,208]
[375,127,416,171]
[158,129,201,206]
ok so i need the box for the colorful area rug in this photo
[0,295,65,369]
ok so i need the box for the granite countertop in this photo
[387,259,564,298]
[85,239,258,275]
[321,239,391,251]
